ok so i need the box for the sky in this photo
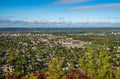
[0,0,120,28]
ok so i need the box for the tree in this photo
[46,56,65,79]
[78,46,113,79]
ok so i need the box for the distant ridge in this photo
[0,27,120,33]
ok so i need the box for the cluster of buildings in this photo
[0,33,92,48]
[38,34,92,48]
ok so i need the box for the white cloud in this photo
[0,19,120,28]
[69,3,120,11]
[105,17,120,20]
[51,0,90,5]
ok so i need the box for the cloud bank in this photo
[0,19,120,28]
[69,3,120,11]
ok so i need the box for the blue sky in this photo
[0,0,120,28]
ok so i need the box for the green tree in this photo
[46,56,65,79]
